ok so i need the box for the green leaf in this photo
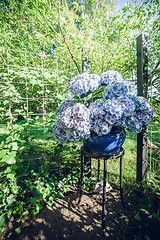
[122,5,129,12]
[1,151,16,164]
[57,93,66,101]
[6,194,16,205]
[4,166,12,174]
[148,11,152,17]
[146,5,151,10]
[11,142,18,150]
[7,173,16,181]
[0,214,7,228]
[154,0,159,5]
[15,227,21,234]
[134,213,141,221]
[22,210,29,217]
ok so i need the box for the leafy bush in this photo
[134,179,160,240]
[0,122,81,235]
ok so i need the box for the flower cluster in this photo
[55,100,75,119]
[69,73,101,96]
[103,80,137,100]
[133,96,155,125]
[52,71,155,143]
[100,70,123,85]
[89,101,112,136]
[125,115,143,133]
[53,102,91,143]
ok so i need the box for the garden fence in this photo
[0,47,159,180]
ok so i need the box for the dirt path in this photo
[2,189,138,240]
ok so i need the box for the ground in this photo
[1,187,139,240]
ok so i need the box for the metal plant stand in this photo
[77,145,125,237]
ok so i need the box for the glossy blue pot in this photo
[85,127,126,154]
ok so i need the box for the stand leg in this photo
[120,156,125,208]
[77,151,83,205]
[84,156,91,179]
[102,159,107,237]
[98,159,100,181]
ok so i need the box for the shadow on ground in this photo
[2,190,138,240]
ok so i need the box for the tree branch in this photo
[58,4,81,73]
[148,60,160,80]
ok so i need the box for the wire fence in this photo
[0,47,75,179]
[0,47,159,180]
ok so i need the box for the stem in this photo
[58,4,81,74]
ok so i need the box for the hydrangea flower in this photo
[124,81,137,98]
[100,70,123,85]
[52,121,72,144]
[55,100,75,119]
[89,101,105,119]
[135,111,155,125]
[103,81,128,99]
[114,116,127,128]
[53,103,92,143]
[52,71,155,143]
[117,97,135,117]
[61,103,90,133]
[89,101,112,136]
[133,96,152,112]
[126,116,143,133]
[133,96,155,124]
[69,73,101,96]
[91,119,112,136]
[103,99,125,125]
[103,80,137,100]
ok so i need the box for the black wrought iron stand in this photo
[77,145,125,238]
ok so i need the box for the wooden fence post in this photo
[136,33,148,183]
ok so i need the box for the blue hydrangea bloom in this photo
[133,96,151,112]
[126,116,143,133]
[52,71,155,143]
[124,81,137,98]
[52,103,91,143]
[62,103,90,130]
[89,101,112,136]
[133,96,155,124]
[100,99,125,127]
[89,101,105,119]
[135,110,155,125]
[100,70,123,85]
[69,73,101,96]
[55,100,75,119]
[117,97,135,117]
[52,122,72,144]
[103,80,137,100]
[103,81,128,99]
[114,116,127,128]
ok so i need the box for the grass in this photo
[0,122,159,185]
[148,124,160,146]
[91,133,137,187]
[0,122,159,178]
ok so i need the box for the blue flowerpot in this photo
[85,127,126,154]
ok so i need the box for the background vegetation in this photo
[0,0,159,238]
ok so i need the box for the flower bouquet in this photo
[52,71,154,153]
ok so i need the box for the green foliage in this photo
[134,179,160,240]
[0,0,160,237]
[0,122,81,235]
